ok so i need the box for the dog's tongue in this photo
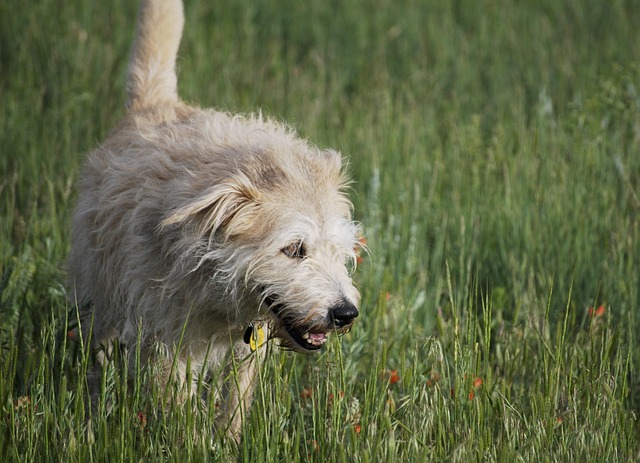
[309,332,326,342]
[303,331,327,348]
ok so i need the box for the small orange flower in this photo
[588,305,606,317]
[354,236,367,265]
[354,424,362,434]
[301,387,313,401]
[473,377,483,389]
[468,390,475,400]
[388,370,400,385]
[556,416,564,425]
[136,411,147,430]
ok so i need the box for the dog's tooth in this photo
[301,332,310,340]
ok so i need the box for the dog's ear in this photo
[319,149,349,185]
[318,149,353,198]
[162,173,260,239]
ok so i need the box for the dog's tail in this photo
[126,0,184,112]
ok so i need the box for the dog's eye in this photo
[281,241,306,259]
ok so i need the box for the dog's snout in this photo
[330,300,359,327]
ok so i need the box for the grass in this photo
[1,0,639,460]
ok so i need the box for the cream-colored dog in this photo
[68,0,361,440]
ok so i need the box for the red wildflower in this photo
[354,424,362,434]
[389,370,400,385]
[468,390,475,400]
[473,377,483,389]
[136,411,147,430]
[588,305,606,317]
[301,387,313,401]
[354,236,367,265]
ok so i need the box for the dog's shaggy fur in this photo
[68,0,361,440]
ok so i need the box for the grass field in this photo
[2,0,640,461]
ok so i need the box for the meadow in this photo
[1,0,639,460]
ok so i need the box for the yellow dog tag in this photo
[244,323,266,352]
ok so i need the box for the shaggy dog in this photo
[68,0,361,440]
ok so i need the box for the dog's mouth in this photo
[263,294,329,351]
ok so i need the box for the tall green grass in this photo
[1,0,639,461]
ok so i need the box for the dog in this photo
[67,0,362,440]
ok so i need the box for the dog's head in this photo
[250,147,362,351]
[162,130,362,352]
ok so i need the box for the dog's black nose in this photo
[330,300,359,328]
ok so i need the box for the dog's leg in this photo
[217,340,265,443]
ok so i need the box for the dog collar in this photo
[243,323,267,351]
